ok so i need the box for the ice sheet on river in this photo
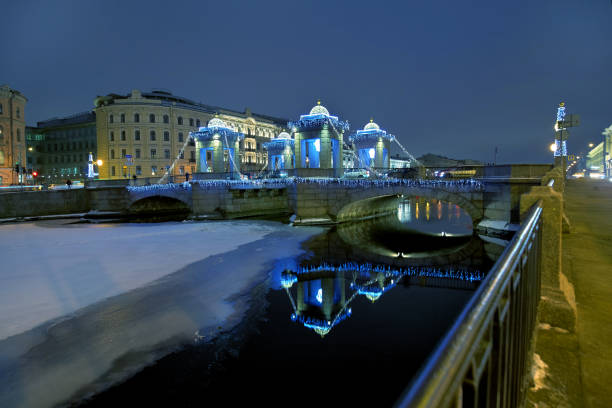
[0,220,291,340]
[0,220,320,408]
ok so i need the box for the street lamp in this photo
[96,159,103,166]
[549,143,557,152]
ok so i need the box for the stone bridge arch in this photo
[292,182,483,225]
[126,185,193,217]
[127,185,193,208]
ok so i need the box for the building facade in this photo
[94,89,286,180]
[26,112,97,183]
[0,85,27,185]
[586,125,612,178]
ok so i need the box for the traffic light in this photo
[32,171,38,178]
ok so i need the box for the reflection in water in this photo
[398,197,472,237]
[280,263,484,337]
[74,201,508,408]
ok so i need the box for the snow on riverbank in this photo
[0,220,297,340]
[0,222,321,408]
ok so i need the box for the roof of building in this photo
[37,111,96,129]
[363,119,380,131]
[94,89,288,127]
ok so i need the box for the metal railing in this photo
[396,201,543,408]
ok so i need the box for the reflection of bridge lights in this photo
[397,201,411,223]
[426,202,430,221]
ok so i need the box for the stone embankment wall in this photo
[0,189,89,218]
[520,166,575,331]
[192,183,290,219]
[521,166,579,406]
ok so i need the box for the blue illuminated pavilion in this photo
[190,117,244,178]
[348,119,395,170]
[288,101,349,177]
[263,131,295,171]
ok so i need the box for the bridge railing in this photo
[395,201,543,408]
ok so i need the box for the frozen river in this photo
[0,198,505,407]
[0,220,321,408]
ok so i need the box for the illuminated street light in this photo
[96,159,103,166]
[589,143,594,148]
[549,143,557,152]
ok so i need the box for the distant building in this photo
[0,85,27,185]
[586,126,611,177]
[390,154,413,169]
[94,89,287,179]
[26,112,97,183]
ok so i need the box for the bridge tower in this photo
[348,119,395,170]
[289,101,349,178]
[263,131,295,172]
[190,116,244,179]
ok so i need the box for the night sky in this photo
[2,0,611,163]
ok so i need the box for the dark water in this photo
[77,198,505,408]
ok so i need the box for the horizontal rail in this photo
[395,200,543,407]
